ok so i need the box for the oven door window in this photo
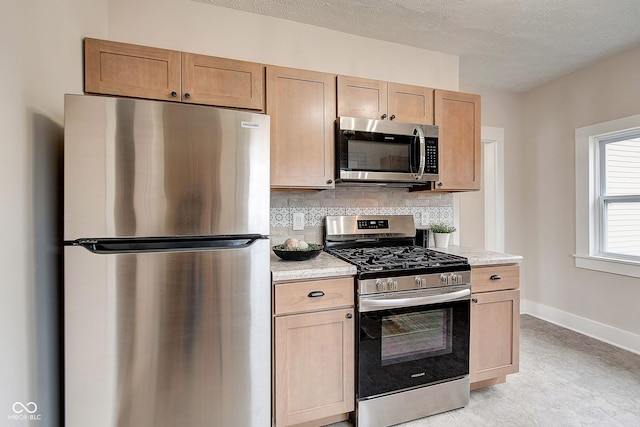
[381,309,452,365]
[358,300,469,399]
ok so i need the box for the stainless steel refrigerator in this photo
[63,94,271,427]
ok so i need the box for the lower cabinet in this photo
[470,264,520,389]
[273,277,355,427]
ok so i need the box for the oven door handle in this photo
[359,288,470,312]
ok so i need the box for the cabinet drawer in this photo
[472,265,519,293]
[274,277,353,315]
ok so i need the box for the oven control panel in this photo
[359,271,471,295]
[357,219,389,230]
[375,278,398,292]
[440,273,466,286]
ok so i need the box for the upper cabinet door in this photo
[337,75,387,120]
[181,53,264,110]
[267,66,336,189]
[84,38,182,102]
[434,90,481,191]
[338,77,433,124]
[387,82,434,125]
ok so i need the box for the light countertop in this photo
[271,251,357,282]
[431,245,523,266]
[270,245,521,282]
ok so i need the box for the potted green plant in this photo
[428,222,456,248]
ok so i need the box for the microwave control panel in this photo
[424,138,438,174]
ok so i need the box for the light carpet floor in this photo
[330,314,640,426]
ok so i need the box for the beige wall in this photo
[106,0,459,90]
[457,83,527,292]
[520,45,640,335]
[460,83,525,255]
[0,0,108,423]
[460,48,640,340]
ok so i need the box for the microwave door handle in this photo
[359,288,471,312]
[413,126,426,180]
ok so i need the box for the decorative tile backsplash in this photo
[270,187,454,244]
[270,205,453,228]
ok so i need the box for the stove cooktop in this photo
[324,215,469,279]
[327,245,469,275]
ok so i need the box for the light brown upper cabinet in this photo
[337,75,433,125]
[433,90,481,191]
[267,66,336,189]
[181,53,263,109]
[84,38,264,110]
[85,38,182,102]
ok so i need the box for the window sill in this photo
[574,254,640,279]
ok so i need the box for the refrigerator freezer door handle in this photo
[70,235,265,254]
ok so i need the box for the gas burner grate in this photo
[328,246,468,272]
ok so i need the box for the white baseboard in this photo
[521,299,640,356]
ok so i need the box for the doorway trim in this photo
[482,126,505,252]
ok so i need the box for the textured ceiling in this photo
[196,0,640,92]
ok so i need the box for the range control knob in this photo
[440,274,451,285]
[375,279,384,292]
[389,279,398,291]
[384,279,393,291]
[415,277,427,288]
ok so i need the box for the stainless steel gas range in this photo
[325,215,471,427]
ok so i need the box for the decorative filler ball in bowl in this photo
[273,237,323,261]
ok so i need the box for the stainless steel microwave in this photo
[336,116,438,186]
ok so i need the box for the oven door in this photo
[357,286,470,399]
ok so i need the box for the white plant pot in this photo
[433,232,450,248]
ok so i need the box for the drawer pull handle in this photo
[490,275,502,280]
[472,298,478,303]
[346,313,353,319]
[308,291,325,298]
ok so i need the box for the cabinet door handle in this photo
[381,114,387,119]
[171,91,178,97]
[184,93,191,99]
[308,291,325,298]
[490,275,502,280]
[390,114,396,120]
[346,313,353,319]
[472,298,478,303]
[326,179,333,184]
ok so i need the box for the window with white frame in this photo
[598,135,640,259]
[575,115,640,278]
